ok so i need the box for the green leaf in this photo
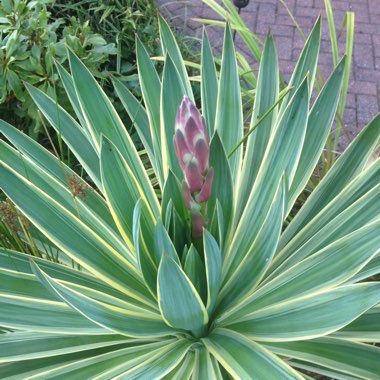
[0,119,115,230]
[225,219,380,323]
[166,203,187,256]
[112,77,155,166]
[332,306,380,342]
[183,245,207,303]
[158,15,194,101]
[26,83,102,190]
[132,199,157,298]
[207,132,233,248]
[2,340,174,380]
[160,53,186,180]
[157,255,208,332]
[0,162,154,308]
[237,34,279,220]
[0,268,58,302]
[209,200,225,251]
[162,351,195,380]
[67,49,159,212]
[7,70,24,100]
[119,339,193,379]
[135,36,164,186]
[265,337,380,379]
[280,16,321,114]
[32,261,174,338]
[55,62,88,137]
[100,136,158,250]
[273,159,380,272]
[201,28,218,136]
[0,332,131,363]
[0,249,141,306]
[226,283,380,341]
[217,179,284,314]
[288,57,346,211]
[289,360,361,380]
[0,293,103,335]
[215,23,243,181]
[279,113,380,250]
[270,179,380,277]
[202,0,262,62]
[346,254,380,285]
[225,79,309,280]
[192,347,223,380]
[0,139,134,264]
[202,329,302,379]
[154,220,180,265]
[161,170,187,222]
[203,229,222,316]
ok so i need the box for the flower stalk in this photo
[174,96,213,238]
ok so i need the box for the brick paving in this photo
[156,0,380,149]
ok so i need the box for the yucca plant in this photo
[0,16,379,379]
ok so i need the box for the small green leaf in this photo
[135,36,164,186]
[133,199,157,298]
[158,255,208,332]
[215,23,243,181]
[158,15,194,101]
[160,53,186,180]
[201,28,218,136]
[203,230,222,316]
[184,245,207,302]
[208,132,233,247]
[154,221,180,265]
[237,34,279,220]
[100,136,158,249]
[26,83,102,191]
[112,77,155,167]
[161,171,187,223]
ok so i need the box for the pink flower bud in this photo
[194,137,209,173]
[195,168,214,203]
[184,157,203,192]
[174,130,190,171]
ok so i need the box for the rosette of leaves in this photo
[0,16,380,378]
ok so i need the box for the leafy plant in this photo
[0,16,380,378]
[50,0,161,74]
[0,0,116,136]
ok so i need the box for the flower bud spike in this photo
[174,96,213,238]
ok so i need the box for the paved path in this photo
[156,0,380,148]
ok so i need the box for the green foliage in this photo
[0,0,117,136]
[0,16,379,378]
[51,0,160,70]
